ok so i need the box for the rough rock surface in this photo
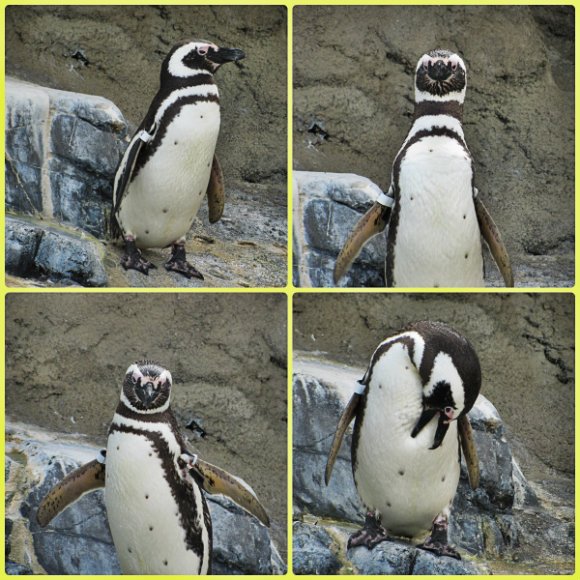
[5,293,288,563]
[293,6,574,287]
[293,172,385,287]
[6,78,126,239]
[292,293,574,574]
[6,423,284,575]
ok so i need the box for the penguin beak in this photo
[428,59,451,81]
[210,47,246,64]
[411,408,438,438]
[136,381,156,405]
[430,415,450,450]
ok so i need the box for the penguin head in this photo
[121,361,173,414]
[163,40,245,80]
[414,49,467,103]
[408,322,481,449]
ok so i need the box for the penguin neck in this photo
[159,70,216,92]
[413,100,463,123]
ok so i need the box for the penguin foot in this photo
[418,513,460,559]
[121,240,157,275]
[417,540,461,560]
[165,244,204,280]
[348,513,389,549]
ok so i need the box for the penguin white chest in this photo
[393,136,484,287]
[354,345,460,538]
[104,430,210,574]
[118,102,221,249]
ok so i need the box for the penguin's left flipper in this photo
[325,392,363,485]
[184,454,270,527]
[112,122,157,224]
[474,195,514,287]
[334,202,390,284]
[458,414,480,489]
[207,155,225,224]
[36,452,106,527]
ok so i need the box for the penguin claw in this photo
[417,540,461,560]
[164,259,204,280]
[120,252,157,275]
[347,516,389,550]
[165,244,205,280]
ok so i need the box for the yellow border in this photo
[2,2,578,579]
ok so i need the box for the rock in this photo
[5,77,127,239]
[292,522,341,575]
[6,422,282,574]
[6,216,108,287]
[293,171,385,287]
[292,354,571,573]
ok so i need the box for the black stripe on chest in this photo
[132,92,220,180]
[108,416,211,568]
[386,124,472,286]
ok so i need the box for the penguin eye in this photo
[451,62,457,71]
[197,46,208,56]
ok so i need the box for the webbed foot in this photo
[121,239,157,274]
[417,512,461,559]
[165,243,204,280]
[348,512,389,549]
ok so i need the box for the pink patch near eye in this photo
[197,47,208,56]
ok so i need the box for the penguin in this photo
[37,361,269,574]
[325,321,481,559]
[111,40,245,279]
[333,49,514,288]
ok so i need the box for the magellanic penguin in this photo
[325,321,481,559]
[111,40,245,279]
[333,49,514,288]
[37,361,270,574]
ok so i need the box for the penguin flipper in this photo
[325,392,362,485]
[36,457,106,527]
[458,414,480,489]
[111,121,157,238]
[334,202,390,284]
[190,457,270,527]
[207,155,225,223]
[474,196,514,287]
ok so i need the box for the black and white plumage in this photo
[37,361,269,575]
[111,40,245,279]
[334,49,514,288]
[325,321,481,559]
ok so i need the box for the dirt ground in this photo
[293,293,574,478]
[5,293,288,559]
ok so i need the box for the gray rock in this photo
[6,422,281,574]
[5,216,108,287]
[5,77,127,239]
[293,172,385,287]
[293,522,341,575]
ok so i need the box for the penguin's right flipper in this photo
[325,392,362,485]
[207,155,225,223]
[189,457,270,527]
[333,202,390,284]
[458,414,480,489]
[474,196,514,287]
[36,455,106,527]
